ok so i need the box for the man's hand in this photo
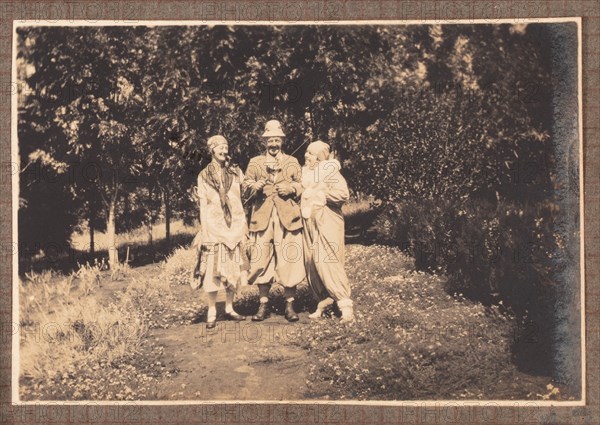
[275,182,295,197]
[251,179,267,192]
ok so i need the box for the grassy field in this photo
[285,245,563,400]
[19,248,569,401]
[18,203,571,401]
[19,262,195,400]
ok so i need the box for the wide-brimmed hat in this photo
[262,120,286,138]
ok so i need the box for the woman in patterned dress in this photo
[197,135,248,328]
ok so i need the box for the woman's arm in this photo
[325,169,350,206]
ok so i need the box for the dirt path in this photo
[81,263,312,401]
[147,287,311,401]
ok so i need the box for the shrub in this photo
[349,74,560,375]
[382,198,559,314]
[372,203,409,247]
[161,246,197,286]
[371,197,560,374]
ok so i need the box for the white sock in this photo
[207,292,218,320]
[207,307,217,320]
[225,291,234,314]
[240,271,249,286]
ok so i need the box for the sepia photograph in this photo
[12,19,583,404]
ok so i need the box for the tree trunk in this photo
[147,187,153,246]
[107,199,119,268]
[89,215,95,256]
[124,193,130,223]
[147,219,153,246]
[163,187,171,245]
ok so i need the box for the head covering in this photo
[262,120,286,138]
[202,135,236,228]
[207,135,228,152]
[308,140,330,161]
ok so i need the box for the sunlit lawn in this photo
[18,204,567,401]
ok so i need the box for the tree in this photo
[18,27,148,268]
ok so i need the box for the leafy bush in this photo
[161,246,197,286]
[345,43,560,373]
[376,199,559,310]
[372,203,409,247]
[369,197,560,374]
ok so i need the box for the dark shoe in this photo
[224,311,246,321]
[285,301,299,322]
[206,318,217,329]
[252,303,270,321]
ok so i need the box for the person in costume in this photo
[301,141,354,323]
[197,135,248,329]
[243,120,305,322]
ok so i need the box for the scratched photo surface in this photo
[14,22,581,402]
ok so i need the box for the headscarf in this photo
[200,135,238,227]
[207,135,227,151]
[308,140,331,161]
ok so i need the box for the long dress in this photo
[197,161,248,293]
[301,159,351,302]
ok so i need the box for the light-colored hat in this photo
[207,135,228,151]
[308,140,330,161]
[262,120,286,138]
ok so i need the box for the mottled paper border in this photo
[2,1,598,424]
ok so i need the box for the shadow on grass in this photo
[19,232,196,276]
[188,284,319,323]
[343,204,382,246]
[232,283,317,318]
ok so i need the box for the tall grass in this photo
[19,262,158,393]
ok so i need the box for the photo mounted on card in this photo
[11,17,584,406]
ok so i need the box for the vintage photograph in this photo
[13,20,582,402]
